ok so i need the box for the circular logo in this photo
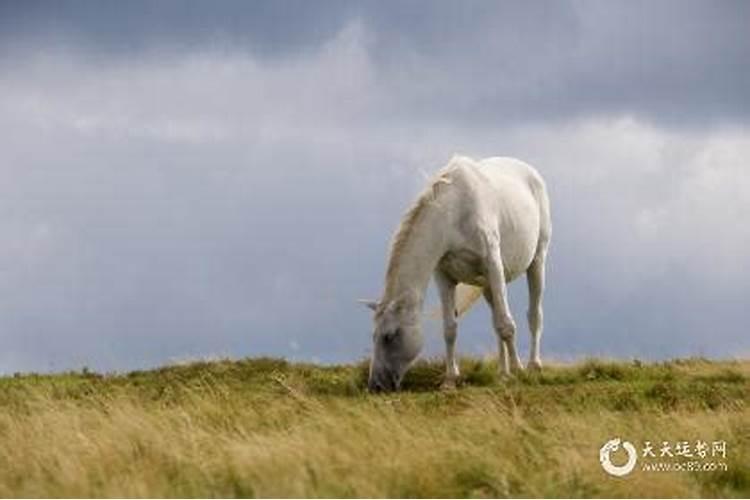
[600,437,637,477]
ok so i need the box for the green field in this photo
[0,357,747,498]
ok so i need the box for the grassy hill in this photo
[0,357,747,498]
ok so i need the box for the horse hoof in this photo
[528,360,543,372]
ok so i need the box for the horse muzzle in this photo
[368,370,401,393]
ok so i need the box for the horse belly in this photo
[438,250,487,287]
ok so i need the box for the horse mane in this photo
[382,156,469,300]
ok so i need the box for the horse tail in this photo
[428,283,483,320]
[454,284,483,317]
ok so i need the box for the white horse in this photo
[362,155,551,391]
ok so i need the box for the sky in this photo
[1,1,748,373]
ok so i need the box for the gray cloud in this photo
[3,1,749,126]
[0,0,354,58]
[0,2,748,373]
[360,1,750,126]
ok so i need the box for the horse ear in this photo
[357,299,379,311]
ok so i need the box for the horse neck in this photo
[383,206,447,309]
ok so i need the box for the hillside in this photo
[0,357,747,498]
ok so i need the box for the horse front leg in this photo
[483,235,523,376]
[434,270,459,388]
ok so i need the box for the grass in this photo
[0,356,747,497]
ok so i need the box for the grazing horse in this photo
[362,155,551,392]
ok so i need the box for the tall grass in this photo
[0,357,747,497]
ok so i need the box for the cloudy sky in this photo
[1,1,748,373]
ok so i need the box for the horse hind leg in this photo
[526,247,547,371]
[483,287,509,376]
[482,236,524,376]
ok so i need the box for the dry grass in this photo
[0,357,747,498]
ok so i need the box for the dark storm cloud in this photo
[3,1,749,125]
[0,0,354,57]
[360,0,750,126]
[3,1,747,125]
